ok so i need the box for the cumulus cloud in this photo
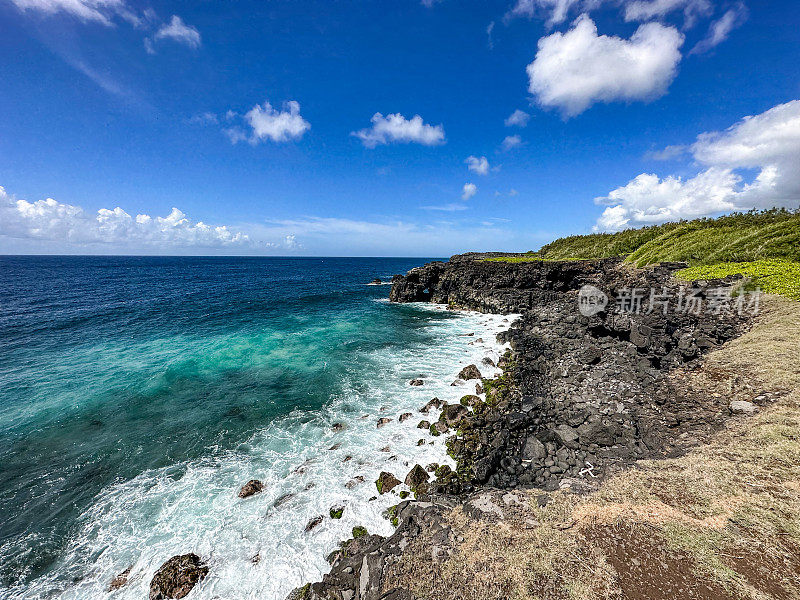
[504,109,530,127]
[595,99,800,230]
[225,100,311,144]
[501,135,523,150]
[352,113,445,148]
[527,15,684,117]
[462,183,478,200]
[145,15,201,53]
[9,0,129,26]
[465,156,491,175]
[691,2,748,54]
[0,186,255,251]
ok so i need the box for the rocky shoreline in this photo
[287,254,755,600]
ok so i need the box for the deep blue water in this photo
[1,256,455,594]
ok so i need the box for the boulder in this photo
[398,412,413,422]
[238,480,264,499]
[376,418,392,428]
[376,472,401,494]
[552,424,579,447]
[482,357,496,367]
[404,464,430,490]
[730,400,757,415]
[329,506,344,519]
[439,403,470,427]
[332,423,346,432]
[430,421,448,435]
[459,394,481,408]
[409,379,424,386]
[458,364,481,380]
[149,554,208,600]
[417,420,431,429]
[419,398,442,413]
[522,436,546,461]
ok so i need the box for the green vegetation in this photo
[329,506,344,519]
[534,208,799,266]
[485,209,800,299]
[676,259,800,300]
[352,526,368,539]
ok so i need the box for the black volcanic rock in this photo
[149,554,208,600]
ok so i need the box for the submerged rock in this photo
[149,554,208,600]
[238,480,263,499]
[305,516,324,532]
[108,566,131,591]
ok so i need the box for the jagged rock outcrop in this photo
[238,479,263,498]
[149,554,208,600]
[294,253,752,599]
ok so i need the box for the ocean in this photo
[0,256,511,599]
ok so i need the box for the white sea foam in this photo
[16,305,517,600]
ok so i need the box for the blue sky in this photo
[1,0,798,255]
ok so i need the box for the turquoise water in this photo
[0,256,512,599]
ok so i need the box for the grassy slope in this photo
[535,209,800,266]
[488,209,800,300]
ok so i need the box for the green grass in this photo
[676,259,800,300]
[533,208,800,266]
[481,208,800,300]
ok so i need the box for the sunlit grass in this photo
[676,259,800,300]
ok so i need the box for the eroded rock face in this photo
[149,554,208,600]
[392,254,750,493]
[238,480,263,499]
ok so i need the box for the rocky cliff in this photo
[291,254,755,600]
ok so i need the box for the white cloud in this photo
[505,0,584,26]
[9,0,128,26]
[501,135,523,150]
[420,203,468,211]
[226,100,311,144]
[462,183,478,200]
[352,113,445,148]
[624,0,713,26]
[527,15,684,117]
[646,144,687,160]
[465,156,490,175]
[146,15,201,53]
[504,109,530,127]
[691,2,748,54]
[0,186,255,251]
[595,99,800,230]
